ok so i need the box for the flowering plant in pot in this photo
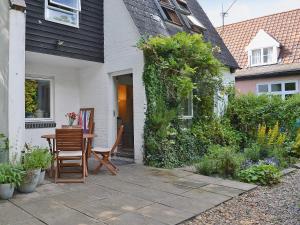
[65,112,78,126]
[0,164,24,200]
[18,150,43,193]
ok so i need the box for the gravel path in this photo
[182,169,300,225]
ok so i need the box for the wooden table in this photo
[41,133,95,177]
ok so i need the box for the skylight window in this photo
[158,0,182,25]
[187,15,206,30]
[45,0,81,28]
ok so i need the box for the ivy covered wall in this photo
[138,33,225,168]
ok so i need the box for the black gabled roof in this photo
[122,0,238,69]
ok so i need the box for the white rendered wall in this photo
[25,60,80,147]
[104,0,145,164]
[8,9,26,160]
[0,0,9,136]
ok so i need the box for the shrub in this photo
[238,163,281,186]
[292,129,300,157]
[0,164,25,186]
[226,93,300,140]
[243,143,261,162]
[192,118,242,150]
[195,145,244,177]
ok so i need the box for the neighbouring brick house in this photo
[217,9,300,98]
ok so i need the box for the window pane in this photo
[285,82,296,91]
[252,49,261,65]
[181,94,193,118]
[46,7,78,26]
[263,47,273,64]
[50,0,79,10]
[25,79,51,119]
[258,84,268,93]
[162,7,181,25]
[271,83,282,92]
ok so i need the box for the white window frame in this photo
[45,0,80,28]
[180,93,194,120]
[25,76,55,122]
[250,47,275,67]
[49,0,81,11]
[256,80,298,99]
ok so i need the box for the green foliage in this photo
[292,129,300,157]
[0,133,8,150]
[226,93,300,140]
[195,145,244,177]
[238,164,281,186]
[22,148,52,170]
[243,143,261,162]
[139,33,224,167]
[0,164,25,186]
[192,118,242,151]
[25,79,38,114]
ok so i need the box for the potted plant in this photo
[34,148,52,185]
[0,134,9,163]
[18,150,42,193]
[65,112,78,126]
[0,164,24,200]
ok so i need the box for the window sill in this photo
[25,121,56,129]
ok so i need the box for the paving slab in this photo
[106,212,168,225]
[200,184,245,197]
[137,203,195,225]
[160,195,215,214]
[282,167,297,175]
[182,189,232,206]
[185,174,257,191]
[2,163,256,225]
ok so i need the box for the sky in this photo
[197,0,300,27]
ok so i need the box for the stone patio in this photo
[0,163,256,225]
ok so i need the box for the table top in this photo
[41,133,95,139]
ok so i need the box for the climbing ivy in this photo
[138,33,224,168]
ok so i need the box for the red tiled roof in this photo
[217,9,300,70]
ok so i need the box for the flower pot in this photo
[18,168,41,193]
[0,183,14,200]
[38,170,46,185]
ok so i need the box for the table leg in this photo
[46,138,55,178]
[84,138,89,177]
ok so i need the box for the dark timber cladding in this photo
[25,0,104,63]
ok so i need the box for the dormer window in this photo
[45,0,81,28]
[251,47,273,66]
[246,30,280,67]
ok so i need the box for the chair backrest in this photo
[111,125,124,153]
[56,129,83,151]
[78,108,94,134]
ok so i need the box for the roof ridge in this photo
[216,8,300,29]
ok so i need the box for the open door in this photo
[115,74,134,159]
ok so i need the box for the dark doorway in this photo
[115,74,134,159]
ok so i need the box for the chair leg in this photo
[102,153,117,175]
[108,161,119,171]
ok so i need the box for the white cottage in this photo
[0,0,238,163]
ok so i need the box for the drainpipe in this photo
[8,0,26,162]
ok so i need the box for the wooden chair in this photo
[55,128,86,183]
[78,108,94,157]
[92,125,124,175]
